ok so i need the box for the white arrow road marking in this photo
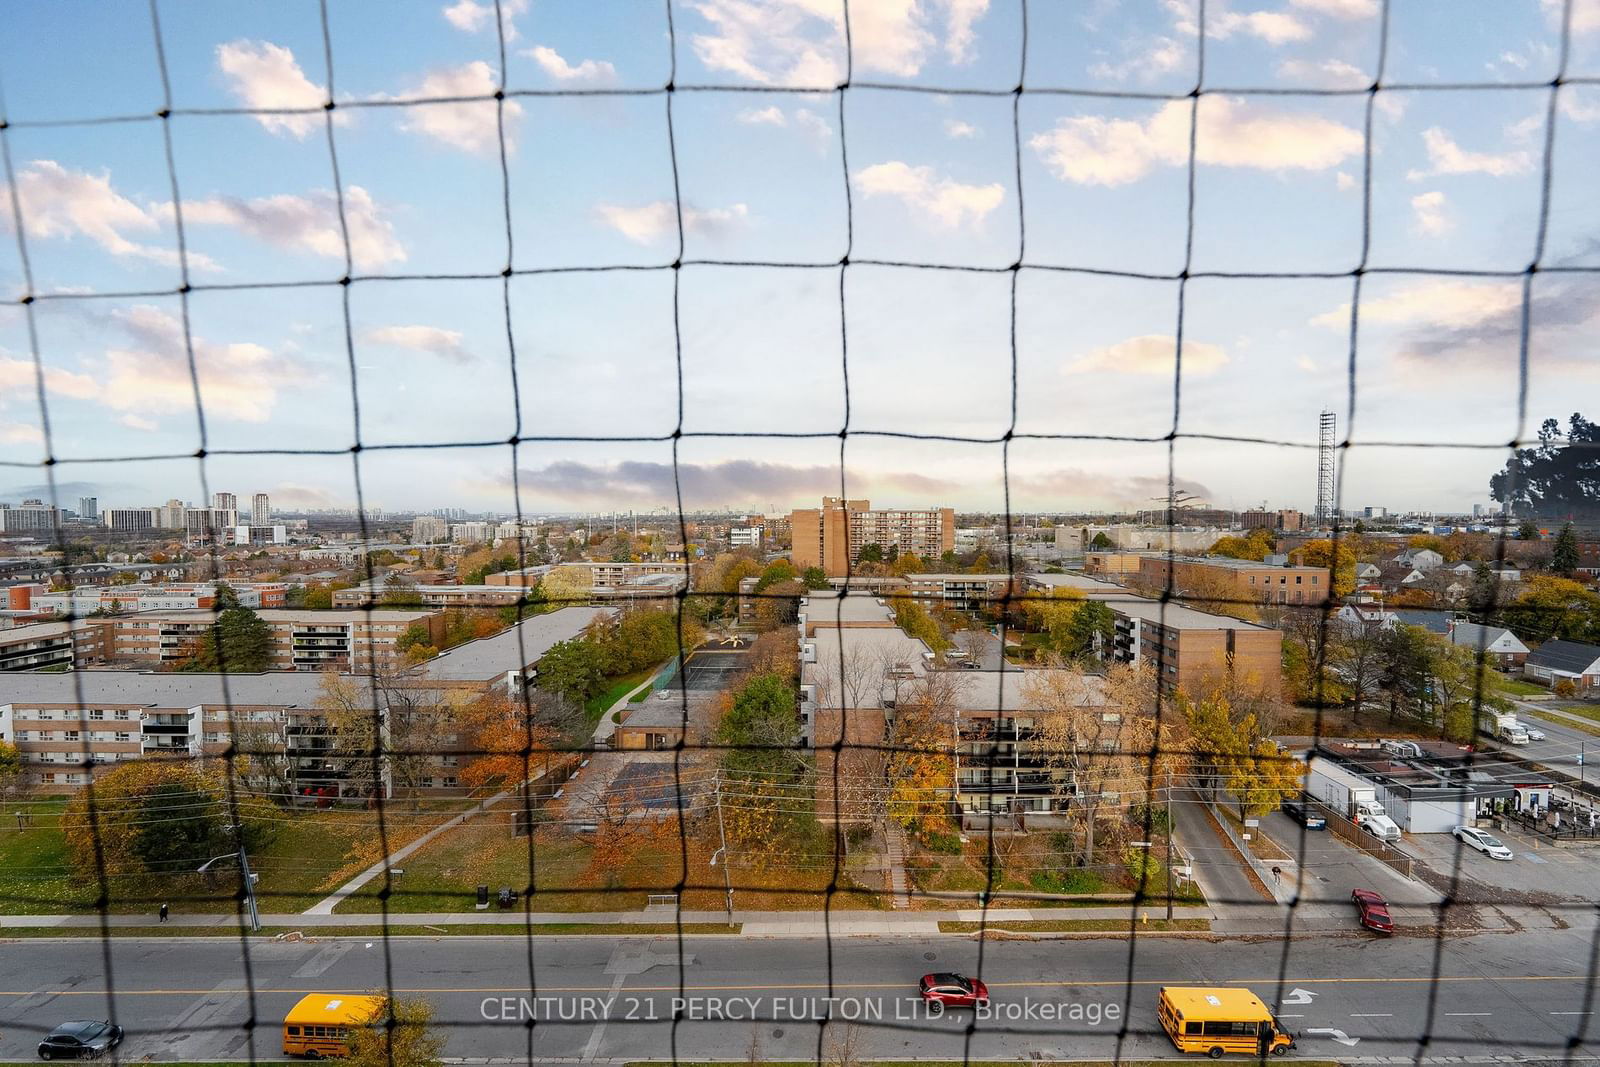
[1281,988,1317,1005]
[1305,1027,1361,1047]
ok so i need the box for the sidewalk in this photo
[0,905,1214,934]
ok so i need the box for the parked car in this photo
[37,1020,123,1060]
[1351,888,1395,935]
[1281,797,1326,830]
[1453,825,1514,860]
[919,972,989,1009]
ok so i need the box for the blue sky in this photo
[2,0,1598,519]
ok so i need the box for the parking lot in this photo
[1404,824,1600,903]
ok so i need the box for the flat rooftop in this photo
[419,605,615,681]
[1109,597,1273,631]
[800,593,897,625]
[0,669,342,708]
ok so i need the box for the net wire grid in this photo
[2,0,1599,1063]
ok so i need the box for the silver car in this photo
[1453,825,1514,860]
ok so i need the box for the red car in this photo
[920,972,990,1008]
[1352,888,1394,934]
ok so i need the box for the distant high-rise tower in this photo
[252,492,271,522]
[78,496,98,522]
[213,491,236,511]
[1315,410,1337,523]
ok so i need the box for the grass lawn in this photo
[1526,708,1600,736]
[1500,676,1551,697]
[0,802,463,916]
[584,664,664,723]
[938,918,1211,933]
[335,815,887,914]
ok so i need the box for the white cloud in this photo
[1310,279,1524,330]
[1090,37,1187,82]
[392,62,521,156]
[852,161,1005,228]
[1029,96,1362,187]
[1289,0,1379,18]
[0,160,214,271]
[944,118,979,139]
[1065,334,1229,377]
[118,414,159,432]
[0,356,99,403]
[1406,127,1533,180]
[594,201,751,245]
[442,0,527,40]
[0,422,43,445]
[1542,0,1600,34]
[362,324,475,364]
[685,0,989,84]
[1410,190,1452,236]
[1374,92,1408,121]
[737,106,788,126]
[1210,10,1312,44]
[181,185,406,271]
[100,305,295,423]
[215,40,331,139]
[1561,85,1600,122]
[1296,355,1318,373]
[793,108,833,143]
[1335,170,1357,191]
[1276,57,1368,87]
[524,44,617,84]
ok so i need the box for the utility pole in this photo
[712,772,734,925]
[1165,769,1175,922]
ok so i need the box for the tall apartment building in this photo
[252,493,271,522]
[412,516,450,543]
[104,508,156,535]
[212,492,237,511]
[790,497,955,577]
[78,497,99,523]
[0,500,60,534]
[156,499,187,529]
[1135,555,1331,608]
[451,521,492,543]
[185,507,238,543]
[1239,509,1307,532]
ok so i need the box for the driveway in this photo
[1255,809,1442,930]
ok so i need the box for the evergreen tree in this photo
[1552,522,1580,575]
[180,604,273,673]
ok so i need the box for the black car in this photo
[1281,797,1326,830]
[37,1020,123,1060]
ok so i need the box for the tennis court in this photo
[680,649,751,690]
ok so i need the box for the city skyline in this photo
[3,0,1598,516]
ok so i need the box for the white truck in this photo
[1490,712,1530,746]
[1307,757,1403,843]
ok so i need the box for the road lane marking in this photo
[1552,1011,1594,1015]
[1350,1013,1393,1017]
[1,974,1595,997]
[1445,1012,1492,1016]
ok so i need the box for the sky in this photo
[2,0,1598,519]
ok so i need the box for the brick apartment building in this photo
[1136,555,1331,609]
[790,497,955,577]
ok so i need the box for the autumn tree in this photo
[1501,576,1600,644]
[320,671,450,806]
[1331,615,1387,722]
[537,564,594,605]
[1178,691,1301,822]
[883,675,958,833]
[1289,539,1358,598]
[0,740,27,812]
[344,995,445,1067]
[801,566,830,590]
[534,638,607,706]
[460,689,583,789]
[62,758,272,882]
[892,597,950,652]
[1209,529,1274,561]
[751,577,806,631]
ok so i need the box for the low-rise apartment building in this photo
[1136,554,1331,608]
[1109,600,1282,695]
[0,620,109,672]
[0,606,616,794]
[29,581,289,617]
[333,583,528,609]
[101,609,444,670]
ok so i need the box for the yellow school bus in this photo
[282,993,385,1059]
[1158,986,1296,1058]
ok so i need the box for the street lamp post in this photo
[199,847,261,932]
[711,773,734,925]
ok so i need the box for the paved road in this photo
[2,928,1597,1062]
[1506,701,1597,776]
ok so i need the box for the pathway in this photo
[884,824,911,909]
[591,662,676,746]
